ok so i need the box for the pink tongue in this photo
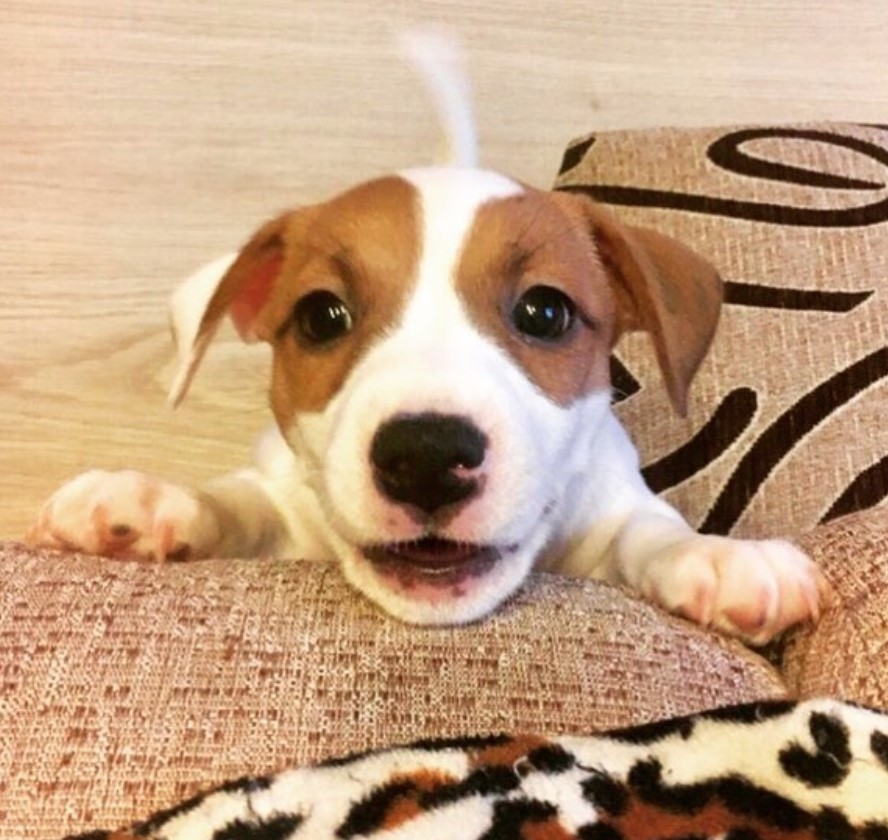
[388,539,481,568]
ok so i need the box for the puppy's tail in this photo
[399,28,479,168]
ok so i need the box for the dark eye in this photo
[512,285,576,342]
[292,291,353,345]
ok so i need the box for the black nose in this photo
[370,413,488,516]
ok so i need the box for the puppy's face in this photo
[173,168,721,624]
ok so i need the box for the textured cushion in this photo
[779,506,888,706]
[0,545,785,837]
[554,123,888,538]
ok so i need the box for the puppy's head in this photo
[170,168,721,623]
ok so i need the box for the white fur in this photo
[400,30,479,167]
[168,252,237,407]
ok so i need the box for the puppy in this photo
[26,36,826,644]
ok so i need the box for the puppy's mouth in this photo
[362,537,500,588]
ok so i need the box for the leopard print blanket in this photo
[68,699,888,840]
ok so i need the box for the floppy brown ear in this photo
[168,212,292,407]
[577,199,723,416]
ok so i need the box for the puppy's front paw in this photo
[639,536,829,645]
[26,470,220,562]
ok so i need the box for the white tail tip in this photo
[399,28,479,168]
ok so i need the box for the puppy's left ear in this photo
[167,213,291,406]
[573,197,723,416]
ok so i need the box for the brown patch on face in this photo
[251,176,422,424]
[455,187,617,407]
[456,187,722,414]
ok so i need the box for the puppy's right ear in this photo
[168,213,292,407]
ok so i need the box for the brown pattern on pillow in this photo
[555,124,888,538]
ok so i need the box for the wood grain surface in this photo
[2,0,887,537]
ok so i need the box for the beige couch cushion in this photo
[555,123,888,539]
[780,506,888,705]
[0,545,784,837]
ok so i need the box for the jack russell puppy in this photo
[27,35,827,645]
